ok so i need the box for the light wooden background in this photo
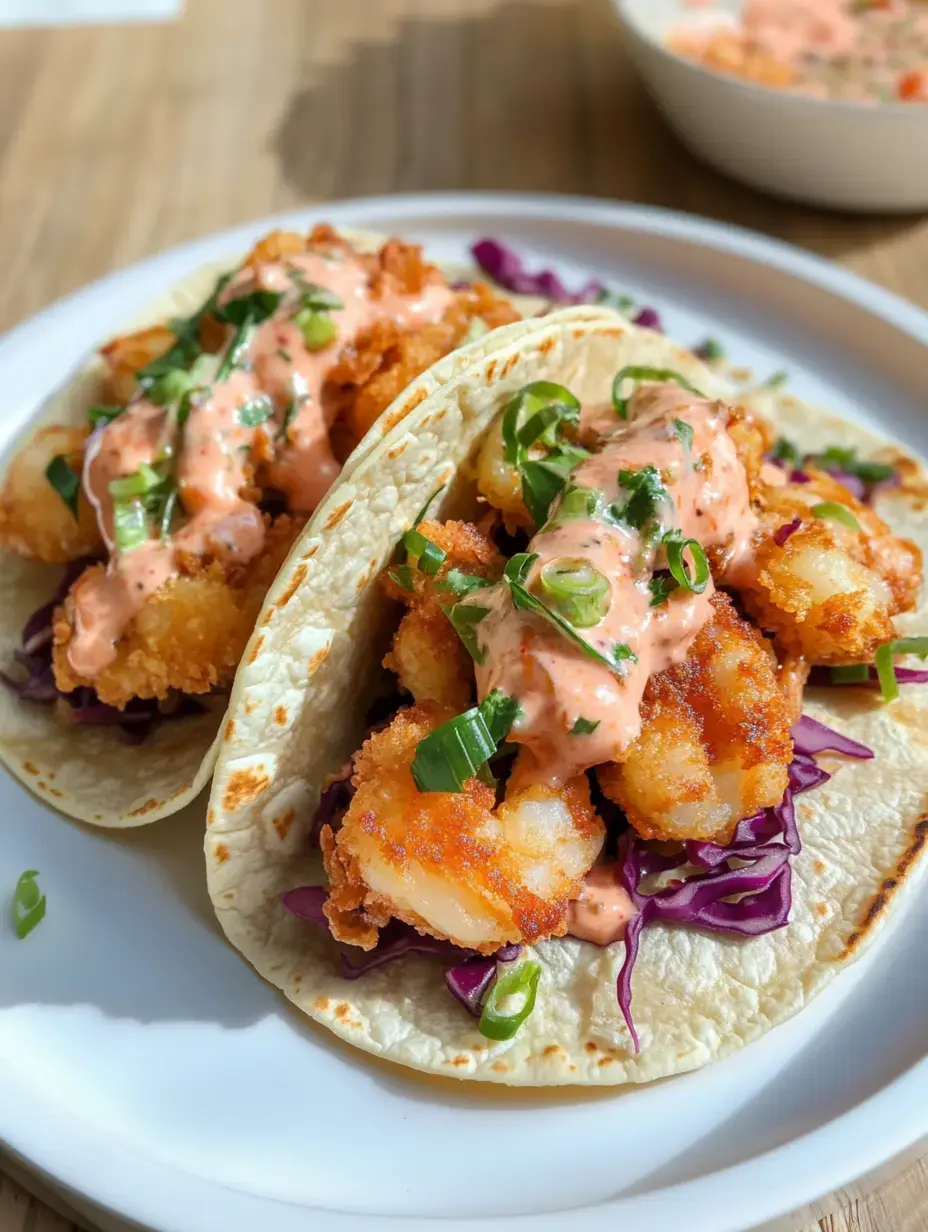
[0,0,927,1229]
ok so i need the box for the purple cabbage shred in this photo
[773,517,801,547]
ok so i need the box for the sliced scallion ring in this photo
[12,869,46,940]
[811,501,861,532]
[294,306,336,351]
[611,366,703,419]
[663,531,709,595]
[875,637,928,702]
[478,960,542,1040]
[830,664,870,684]
[445,602,491,664]
[539,557,611,628]
[501,381,580,465]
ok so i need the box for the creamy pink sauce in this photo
[672,0,928,103]
[475,385,757,784]
[566,862,637,946]
[70,245,453,677]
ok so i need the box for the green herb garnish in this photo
[411,689,521,793]
[12,870,46,940]
[87,404,123,427]
[611,465,669,533]
[673,418,694,450]
[478,960,541,1040]
[44,455,81,519]
[611,366,703,419]
[663,530,710,594]
[539,557,612,628]
[239,396,274,428]
[570,717,600,735]
[403,528,446,577]
[875,637,928,702]
[446,602,491,664]
[811,501,861,532]
[648,574,677,607]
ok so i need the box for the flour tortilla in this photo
[206,311,928,1085]
[0,229,588,827]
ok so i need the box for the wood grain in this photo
[0,1,926,1229]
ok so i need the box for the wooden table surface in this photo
[0,0,926,1229]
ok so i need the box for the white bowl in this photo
[614,0,928,213]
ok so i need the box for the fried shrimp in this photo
[742,468,922,663]
[330,281,520,444]
[474,417,530,530]
[598,592,792,845]
[381,519,502,710]
[52,514,304,707]
[321,703,605,952]
[100,326,178,405]
[0,426,102,563]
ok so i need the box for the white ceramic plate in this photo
[2,193,928,1232]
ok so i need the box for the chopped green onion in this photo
[548,484,601,526]
[158,487,179,539]
[611,366,703,419]
[296,281,344,312]
[411,689,521,793]
[611,466,669,533]
[388,564,416,593]
[44,455,81,519]
[108,462,165,499]
[648,574,677,606]
[663,531,710,594]
[112,498,149,551]
[539,557,612,628]
[12,869,46,940]
[87,404,123,427]
[698,337,725,361]
[446,602,491,664]
[436,569,491,600]
[413,485,446,527]
[830,664,870,684]
[571,717,600,735]
[875,637,928,702]
[501,382,581,464]
[810,447,895,485]
[504,554,636,675]
[239,396,274,428]
[516,402,581,452]
[519,447,589,527]
[764,369,789,389]
[294,307,336,351]
[136,271,232,392]
[673,418,694,449]
[148,367,194,406]
[478,960,541,1041]
[811,501,861,532]
[403,529,446,576]
[772,437,801,466]
[277,347,293,363]
[215,289,285,381]
[595,289,636,313]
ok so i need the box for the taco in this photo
[0,225,595,827]
[205,307,928,1085]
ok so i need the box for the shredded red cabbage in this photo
[632,307,663,332]
[774,517,801,547]
[471,239,605,304]
[791,714,874,760]
[614,734,842,1050]
[309,761,355,848]
[1,561,206,741]
[445,957,497,1014]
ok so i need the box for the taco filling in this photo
[290,369,924,1044]
[0,225,519,729]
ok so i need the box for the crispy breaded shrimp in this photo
[741,467,922,663]
[100,326,177,405]
[329,282,519,444]
[52,514,303,706]
[598,592,792,845]
[381,519,502,710]
[474,417,531,531]
[322,702,604,952]
[0,425,102,563]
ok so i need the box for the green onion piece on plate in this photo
[478,960,542,1041]
[44,455,81,519]
[830,664,871,684]
[811,501,861,531]
[108,462,165,500]
[539,557,612,628]
[411,689,521,793]
[13,869,46,940]
[112,498,149,551]
[294,306,336,351]
[874,637,928,702]
[402,528,446,577]
[611,366,703,419]
[663,531,710,594]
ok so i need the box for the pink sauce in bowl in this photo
[668,0,928,104]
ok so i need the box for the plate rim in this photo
[2,190,928,1232]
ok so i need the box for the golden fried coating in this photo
[598,592,792,845]
[52,514,304,707]
[329,282,520,444]
[381,519,503,708]
[100,325,177,405]
[474,417,531,531]
[323,703,604,952]
[0,425,102,563]
[742,467,922,664]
